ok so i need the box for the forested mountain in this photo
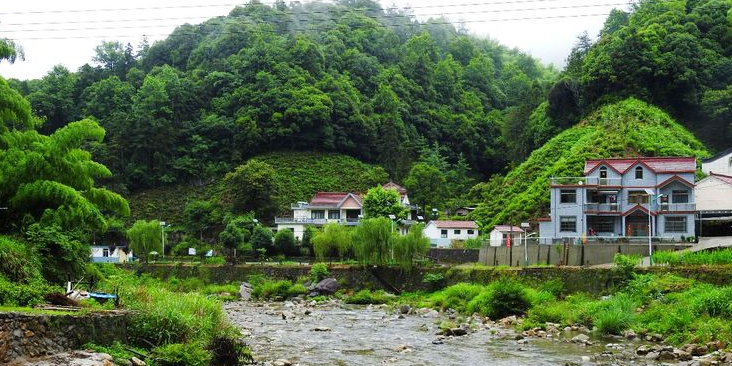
[7,0,555,194]
[471,98,709,227]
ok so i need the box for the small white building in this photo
[90,245,133,263]
[702,147,732,176]
[696,173,732,212]
[423,220,479,248]
[489,225,525,247]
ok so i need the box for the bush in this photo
[152,343,211,366]
[251,280,306,300]
[0,236,40,282]
[588,293,637,335]
[613,254,641,277]
[466,279,531,319]
[274,229,297,256]
[203,256,226,265]
[208,336,253,366]
[344,290,393,305]
[0,275,59,306]
[428,283,483,312]
[310,263,329,282]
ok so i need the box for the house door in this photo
[626,223,648,237]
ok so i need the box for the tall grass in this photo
[653,249,732,266]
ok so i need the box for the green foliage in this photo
[463,237,484,249]
[0,275,59,307]
[84,342,146,366]
[344,289,394,305]
[312,223,352,261]
[362,186,407,220]
[391,223,430,271]
[151,343,211,366]
[652,249,732,266]
[221,159,277,219]
[472,98,709,226]
[427,283,484,312]
[612,253,641,277]
[250,225,274,254]
[309,263,329,282]
[273,229,297,256]
[0,235,40,282]
[127,220,163,263]
[251,279,307,300]
[352,217,394,266]
[466,279,532,319]
[591,293,637,335]
[404,162,446,210]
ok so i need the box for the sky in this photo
[0,0,631,80]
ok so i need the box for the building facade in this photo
[702,147,732,176]
[539,157,696,242]
[423,220,479,248]
[90,245,132,263]
[489,225,525,247]
[275,183,420,240]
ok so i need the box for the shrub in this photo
[428,283,483,312]
[0,236,40,282]
[208,336,253,366]
[152,343,211,366]
[0,275,59,306]
[310,263,329,282]
[422,273,445,290]
[252,280,306,300]
[344,290,393,305]
[589,293,637,335]
[613,254,641,276]
[274,229,297,256]
[203,256,226,265]
[688,285,732,318]
[466,279,531,319]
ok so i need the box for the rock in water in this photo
[239,282,252,300]
[131,357,146,366]
[309,278,339,296]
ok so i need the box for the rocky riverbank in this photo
[225,299,732,365]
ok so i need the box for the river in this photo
[224,300,662,366]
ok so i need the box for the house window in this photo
[467,229,475,235]
[729,157,732,167]
[671,190,689,203]
[560,189,576,204]
[599,166,608,179]
[591,217,614,233]
[454,229,461,235]
[560,216,577,232]
[440,229,448,238]
[328,210,340,219]
[635,166,643,179]
[665,217,687,233]
[102,248,109,257]
[311,210,325,219]
[628,190,649,204]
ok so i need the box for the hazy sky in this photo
[0,0,629,80]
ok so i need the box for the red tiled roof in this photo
[430,220,478,229]
[309,192,361,207]
[711,172,732,185]
[383,181,407,194]
[493,225,525,233]
[584,157,696,175]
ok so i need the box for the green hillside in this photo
[127,151,388,225]
[470,98,709,228]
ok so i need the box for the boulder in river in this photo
[239,282,252,300]
[308,278,339,296]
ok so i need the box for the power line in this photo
[0,0,620,16]
[1,2,629,33]
[4,12,613,41]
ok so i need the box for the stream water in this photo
[224,300,660,366]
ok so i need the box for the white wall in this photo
[276,224,305,241]
[424,223,478,248]
[696,176,732,211]
[489,230,523,247]
[703,153,732,176]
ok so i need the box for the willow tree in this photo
[312,223,352,261]
[127,220,162,263]
[391,223,430,271]
[352,217,393,266]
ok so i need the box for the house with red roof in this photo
[423,220,479,248]
[539,157,696,242]
[275,183,420,240]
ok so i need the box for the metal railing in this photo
[583,203,620,212]
[550,177,622,186]
[274,217,363,225]
[659,203,696,212]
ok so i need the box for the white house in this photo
[90,245,132,263]
[423,220,479,248]
[695,173,732,236]
[275,183,420,240]
[702,147,732,176]
[489,225,525,247]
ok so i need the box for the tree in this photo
[311,223,352,261]
[391,223,430,271]
[404,163,446,211]
[352,217,393,266]
[222,160,277,220]
[127,220,163,263]
[218,218,251,263]
[362,186,407,219]
[183,200,225,241]
[273,229,297,256]
[250,225,274,255]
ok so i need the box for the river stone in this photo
[571,334,590,344]
[636,345,652,355]
[273,359,292,366]
[131,357,146,366]
[645,351,660,360]
[309,278,339,296]
[239,282,252,300]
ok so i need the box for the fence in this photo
[478,242,691,267]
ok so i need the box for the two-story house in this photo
[275,183,420,240]
[539,157,696,241]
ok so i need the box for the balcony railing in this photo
[550,177,622,186]
[275,217,363,225]
[659,203,696,212]
[583,203,620,212]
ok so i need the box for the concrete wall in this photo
[478,243,690,267]
[696,176,732,211]
[427,248,479,264]
[0,311,129,363]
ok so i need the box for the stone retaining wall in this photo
[0,311,128,363]
[427,248,479,264]
[132,263,732,295]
